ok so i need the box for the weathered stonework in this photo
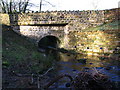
[1,8,120,55]
[1,10,105,29]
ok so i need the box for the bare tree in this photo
[39,0,42,12]
[23,0,29,13]
[10,0,12,13]
[1,0,9,13]
[0,0,35,13]
[1,0,55,13]
[1,0,5,13]
[39,0,55,12]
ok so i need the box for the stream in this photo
[47,51,120,89]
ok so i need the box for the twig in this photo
[12,66,54,77]
[37,76,40,88]
[31,73,34,84]
[39,67,54,77]
[37,67,54,88]
[92,67,99,73]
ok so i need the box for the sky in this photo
[30,0,120,11]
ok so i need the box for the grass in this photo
[2,25,55,74]
[83,20,119,32]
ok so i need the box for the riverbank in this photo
[2,25,56,88]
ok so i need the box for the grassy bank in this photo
[83,20,119,32]
[2,25,55,74]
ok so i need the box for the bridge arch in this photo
[38,35,61,49]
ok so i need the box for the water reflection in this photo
[55,52,120,88]
[60,53,105,68]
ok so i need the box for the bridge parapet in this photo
[6,10,105,31]
[2,8,119,30]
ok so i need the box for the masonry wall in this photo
[67,30,120,55]
[1,8,120,55]
[1,10,105,29]
[12,25,66,43]
[2,8,119,30]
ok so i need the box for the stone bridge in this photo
[1,8,120,54]
[12,23,69,48]
[9,10,105,48]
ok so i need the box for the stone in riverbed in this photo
[77,59,87,64]
[65,83,71,87]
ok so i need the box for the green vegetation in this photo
[83,21,119,31]
[2,25,55,74]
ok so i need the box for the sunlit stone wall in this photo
[1,8,120,55]
[67,29,120,55]
[11,25,65,45]
[0,14,10,25]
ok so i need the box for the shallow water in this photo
[51,53,120,89]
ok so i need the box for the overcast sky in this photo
[30,0,120,11]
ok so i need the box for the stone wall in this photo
[67,30,120,55]
[12,25,66,41]
[1,8,119,30]
[0,14,10,25]
[1,8,120,55]
[1,9,105,30]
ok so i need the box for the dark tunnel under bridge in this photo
[38,35,61,52]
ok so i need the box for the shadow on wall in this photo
[8,14,21,34]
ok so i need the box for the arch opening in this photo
[38,35,60,52]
